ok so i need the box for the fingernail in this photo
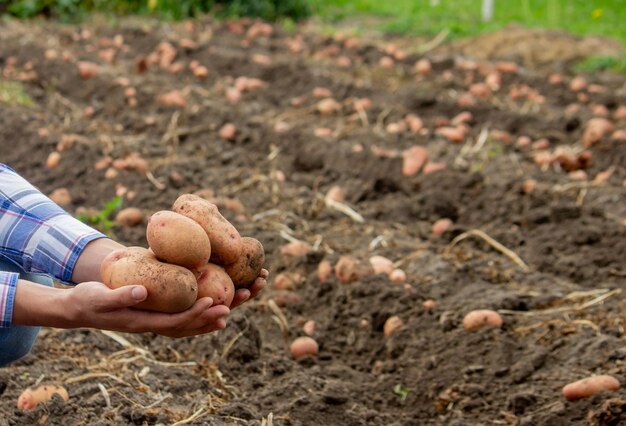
[131,286,146,300]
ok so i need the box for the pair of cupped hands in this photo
[68,239,267,338]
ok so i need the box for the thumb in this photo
[102,285,148,310]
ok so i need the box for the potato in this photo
[146,210,211,269]
[115,207,143,227]
[432,218,453,237]
[422,299,437,309]
[317,259,333,282]
[274,272,302,290]
[462,309,503,330]
[388,268,406,283]
[290,336,319,359]
[384,316,404,337]
[101,247,198,313]
[279,241,311,257]
[195,263,235,307]
[273,290,302,308]
[172,194,242,265]
[402,146,428,176]
[17,384,69,410]
[303,320,315,336]
[369,255,394,275]
[335,255,373,283]
[583,118,614,147]
[100,246,147,278]
[562,375,620,401]
[224,237,265,288]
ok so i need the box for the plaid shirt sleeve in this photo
[0,271,18,328]
[0,163,107,327]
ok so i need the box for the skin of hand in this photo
[12,238,268,337]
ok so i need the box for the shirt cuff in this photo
[29,214,107,284]
[0,272,19,328]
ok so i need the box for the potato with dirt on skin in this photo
[172,194,242,265]
[17,384,69,410]
[195,263,235,307]
[101,247,198,313]
[146,210,211,269]
[224,237,265,288]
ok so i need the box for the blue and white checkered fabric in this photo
[0,163,105,327]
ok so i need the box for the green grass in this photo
[313,0,626,45]
[574,54,626,73]
[0,80,34,107]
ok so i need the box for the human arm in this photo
[10,236,267,336]
[0,163,266,335]
[11,277,230,337]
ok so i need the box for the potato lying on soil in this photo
[384,316,404,337]
[317,259,333,282]
[195,263,235,307]
[17,384,69,410]
[115,207,143,227]
[335,255,374,283]
[562,375,621,401]
[147,210,211,269]
[172,194,242,265]
[462,309,503,330]
[101,247,198,313]
[279,240,311,257]
[290,336,319,359]
[224,237,265,288]
[369,255,394,275]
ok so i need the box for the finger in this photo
[260,268,269,279]
[96,285,148,312]
[181,303,230,331]
[117,296,215,333]
[164,317,228,338]
[157,297,219,331]
[248,277,267,299]
[229,289,251,310]
[160,307,230,337]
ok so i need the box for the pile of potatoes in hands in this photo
[101,194,265,313]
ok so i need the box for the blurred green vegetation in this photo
[0,80,34,107]
[313,0,626,45]
[76,195,123,235]
[574,54,626,73]
[0,0,311,21]
[1,0,624,48]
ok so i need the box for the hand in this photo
[65,282,230,338]
[230,268,269,309]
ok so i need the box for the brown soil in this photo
[1,16,625,426]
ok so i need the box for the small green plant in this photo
[76,196,123,234]
[393,384,412,401]
[0,80,34,107]
[485,142,503,160]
